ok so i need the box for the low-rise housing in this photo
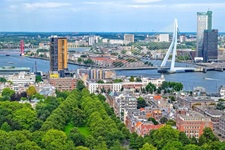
[176,109,213,138]
[49,78,76,91]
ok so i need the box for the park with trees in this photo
[0,86,225,149]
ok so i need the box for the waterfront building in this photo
[203,29,218,62]
[196,11,212,58]
[50,36,68,72]
[124,34,134,45]
[7,72,35,85]
[49,78,76,91]
[158,34,169,42]
[0,66,30,76]
[77,68,116,81]
[176,110,213,138]
[219,86,225,99]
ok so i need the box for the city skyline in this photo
[0,0,225,32]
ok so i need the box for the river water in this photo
[0,54,225,93]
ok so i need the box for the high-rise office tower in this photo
[124,34,134,45]
[203,29,218,62]
[196,11,212,57]
[50,36,68,71]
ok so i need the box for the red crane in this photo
[20,40,24,56]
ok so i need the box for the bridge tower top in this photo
[20,40,24,56]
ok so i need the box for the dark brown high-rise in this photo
[50,37,68,71]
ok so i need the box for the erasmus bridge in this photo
[157,19,201,73]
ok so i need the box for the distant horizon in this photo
[0,0,225,32]
[1,31,225,34]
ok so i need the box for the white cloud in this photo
[128,4,165,8]
[23,2,71,9]
[173,3,225,9]
[133,0,162,3]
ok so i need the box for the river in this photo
[0,54,225,93]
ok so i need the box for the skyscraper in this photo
[203,29,218,62]
[50,36,68,71]
[196,11,212,57]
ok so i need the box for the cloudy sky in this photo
[0,0,225,32]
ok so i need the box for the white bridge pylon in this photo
[160,18,178,72]
[159,19,197,73]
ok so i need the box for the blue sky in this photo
[0,0,225,32]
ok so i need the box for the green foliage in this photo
[160,81,183,93]
[198,127,219,146]
[166,119,176,126]
[136,77,142,82]
[162,141,183,150]
[145,82,156,94]
[153,125,179,149]
[12,107,37,129]
[1,87,15,97]
[77,80,85,92]
[97,80,104,83]
[35,75,43,83]
[26,86,37,98]
[159,117,168,124]
[0,77,7,83]
[83,59,94,64]
[42,129,68,150]
[140,143,157,150]
[130,76,135,82]
[137,97,148,109]
[216,102,225,110]
[1,122,11,132]
[148,117,159,125]
[114,78,123,83]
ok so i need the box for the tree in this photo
[130,76,135,82]
[198,127,219,146]
[114,79,123,83]
[1,122,11,132]
[12,107,37,129]
[137,97,147,109]
[42,129,67,150]
[1,88,15,97]
[16,140,41,150]
[162,141,183,150]
[75,146,90,150]
[26,86,37,99]
[216,102,225,110]
[148,117,159,125]
[139,143,157,150]
[153,125,179,149]
[179,132,190,146]
[97,80,104,83]
[145,83,156,94]
[136,77,142,82]
[183,144,201,150]
[166,119,176,126]
[69,128,86,146]
[0,77,7,83]
[77,80,85,91]
[160,117,168,124]
[35,75,42,83]
[78,58,82,63]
